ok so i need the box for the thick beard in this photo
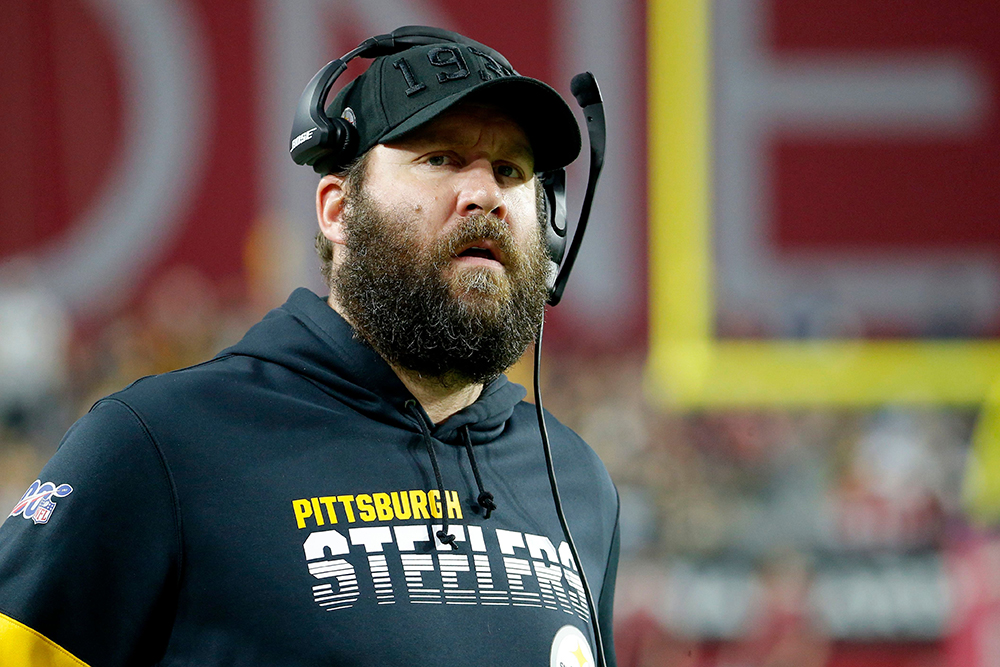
[333,186,550,387]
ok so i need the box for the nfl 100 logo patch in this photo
[10,480,74,525]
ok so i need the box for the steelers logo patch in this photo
[550,625,594,667]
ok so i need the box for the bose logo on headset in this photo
[291,128,316,151]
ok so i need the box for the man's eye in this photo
[496,164,521,179]
[427,155,450,166]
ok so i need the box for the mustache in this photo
[440,214,518,262]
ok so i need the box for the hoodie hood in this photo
[221,288,526,446]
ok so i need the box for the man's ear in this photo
[316,173,348,246]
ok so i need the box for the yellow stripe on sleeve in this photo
[0,612,90,667]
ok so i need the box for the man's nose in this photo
[455,160,508,220]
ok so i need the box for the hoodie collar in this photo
[222,288,526,445]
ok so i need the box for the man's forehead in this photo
[384,102,534,162]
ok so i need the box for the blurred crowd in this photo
[0,263,270,514]
[2,266,998,667]
[540,353,1000,666]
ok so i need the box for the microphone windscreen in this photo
[570,72,601,107]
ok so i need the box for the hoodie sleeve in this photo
[0,398,181,667]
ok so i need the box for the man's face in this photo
[331,103,550,386]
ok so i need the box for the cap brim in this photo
[378,77,581,173]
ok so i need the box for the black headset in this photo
[288,25,605,307]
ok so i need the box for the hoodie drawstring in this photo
[461,426,497,519]
[406,400,458,550]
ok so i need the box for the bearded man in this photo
[0,29,619,667]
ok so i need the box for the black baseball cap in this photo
[325,40,582,173]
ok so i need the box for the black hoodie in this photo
[0,288,619,666]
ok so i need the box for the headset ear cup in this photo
[312,117,359,174]
[539,171,567,292]
[540,171,568,261]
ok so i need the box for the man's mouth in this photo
[454,240,504,267]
